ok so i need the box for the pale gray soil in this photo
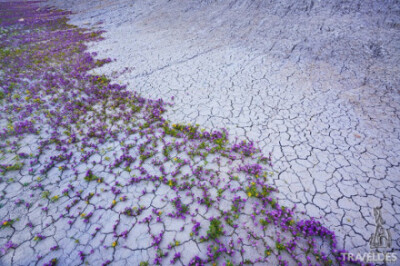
[23,0,400,261]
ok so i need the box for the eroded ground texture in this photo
[44,0,400,258]
[0,0,399,265]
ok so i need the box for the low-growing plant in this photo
[207,218,223,240]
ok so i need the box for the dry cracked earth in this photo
[49,0,400,254]
[1,0,400,265]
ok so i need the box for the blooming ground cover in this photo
[0,2,362,265]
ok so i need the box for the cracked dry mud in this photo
[0,0,399,265]
[47,0,400,256]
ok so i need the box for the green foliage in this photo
[5,162,23,171]
[1,219,14,229]
[198,142,207,149]
[172,198,189,214]
[276,242,286,252]
[50,195,60,202]
[207,218,223,240]
[264,247,272,257]
[129,103,142,113]
[139,151,155,162]
[225,259,233,266]
[162,145,173,158]
[180,204,189,214]
[260,218,270,227]
[41,190,50,199]
[203,196,213,207]
[84,171,102,183]
[246,183,258,197]
[270,198,277,209]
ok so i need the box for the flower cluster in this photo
[0,241,17,255]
